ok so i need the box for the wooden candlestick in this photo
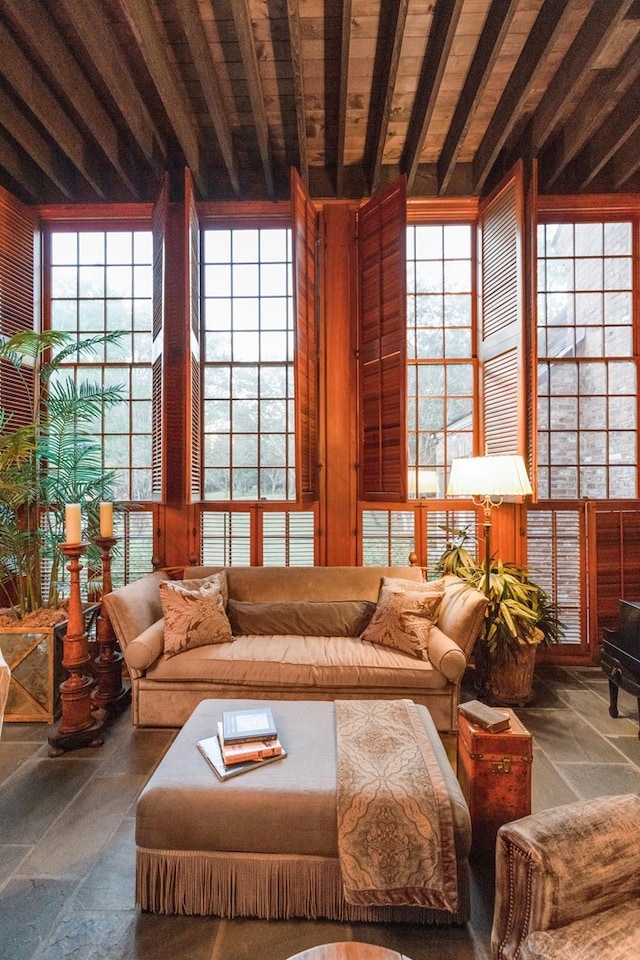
[92,535,130,719]
[48,542,105,757]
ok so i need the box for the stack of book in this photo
[197,706,286,780]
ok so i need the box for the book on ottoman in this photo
[198,731,286,781]
[221,705,277,744]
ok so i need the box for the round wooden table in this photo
[286,943,412,960]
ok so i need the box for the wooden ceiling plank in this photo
[0,19,108,200]
[0,86,75,200]
[172,0,241,196]
[365,0,409,195]
[572,93,640,189]
[56,0,167,177]
[231,0,274,197]
[401,0,465,193]
[285,0,309,187]
[336,0,353,198]
[117,0,206,194]
[525,0,634,154]
[438,0,516,195]
[0,0,141,199]
[542,29,640,189]
[602,124,640,189]
[471,0,575,195]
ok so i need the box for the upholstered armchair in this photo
[491,793,640,960]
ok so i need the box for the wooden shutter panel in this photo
[478,161,529,465]
[0,186,38,429]
[291,168,319,502]
[358,176,407,501]
[185,168,201,503]
[151,174,168,502]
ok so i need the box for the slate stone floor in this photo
[1,665,639,960]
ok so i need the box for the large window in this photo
[49,229,154,501]
[537,221,636,499]
[201,228,295,501]
[406,223,474,499]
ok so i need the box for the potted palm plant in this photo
[0,329,125,721]
[434,526,564,704]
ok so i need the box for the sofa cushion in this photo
[227,599,376,638]
[360,583,445,660]
[168,570,228,606]
[159,577,232,658]
[145,633,449,692]
[103,570,169,649]
[522,899,640,960]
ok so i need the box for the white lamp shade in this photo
[446,455,533,498]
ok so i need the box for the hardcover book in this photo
[458,699,511,733]
[221,706,277,744]
[197,733,286,781]
[216,722,283,765]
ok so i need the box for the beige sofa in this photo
[104,565,487,732]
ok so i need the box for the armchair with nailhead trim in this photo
[491,793,640,960]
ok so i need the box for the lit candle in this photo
[99,501,113,538]
[65,503,82,544]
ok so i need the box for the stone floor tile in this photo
[73,820,137,911]
[0,844,30,885]
[210,918,355,960]
[554,761,640,799]
[605,735,640,766]
[511,707,627,763]
[0,876,77,960]
[555,688,639,737]
[530,746,578,812]
[0,740,43,785]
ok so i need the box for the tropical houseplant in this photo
[0,328,125,623]
[434,526,565,704]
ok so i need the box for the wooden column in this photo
[48,543,105,757]
[91,536,130,720]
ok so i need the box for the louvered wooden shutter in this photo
[151,174,168,501]
[358,176,407,501]
[478,161,529,466]
[0,186,38,429]
[185,168,201,502]
[291,168,319,502]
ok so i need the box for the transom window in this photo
[202,228,295,501]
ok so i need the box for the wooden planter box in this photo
[0,606,100,723]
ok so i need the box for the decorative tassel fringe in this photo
[136,848,469,924]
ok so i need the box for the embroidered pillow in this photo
[159,578,232,658]
[360,583,446,660]
[167,570,228,606]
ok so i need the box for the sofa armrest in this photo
[123,619,165,673]
[491,794,640,960]
[425,626,466,681]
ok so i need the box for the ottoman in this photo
[135,698,471,923]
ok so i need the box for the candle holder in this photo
[91,535,131,720]
[48,542,105,757]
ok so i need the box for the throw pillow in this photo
[227,599,376,637]
[159,579,232,658]
[168,570,228,606]
[361,583,445,660]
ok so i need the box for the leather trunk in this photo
[456,707,532,858]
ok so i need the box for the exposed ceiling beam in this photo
[116,0,206,195]
[0,0,141,199]
[0,19,107,200]
[365,0,409,195]
[472,0,574,194]
[0,128,66,203]
[171,0,241,197]
[570,91,640,190]
[438,0,516,195]
[285,0,308,188]
[232,0,275,198]
[599,123,640,189]
[0,86,75,200]
[541,29,640,189]
[56,0,166,178]
[521,0,633,158]
[401,0,465,192]
[335,0,352,199]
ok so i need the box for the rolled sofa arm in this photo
[491,793,640,960]
[123,619,165,673]
[425,626,467,681]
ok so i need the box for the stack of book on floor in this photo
[197,705,286,780]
